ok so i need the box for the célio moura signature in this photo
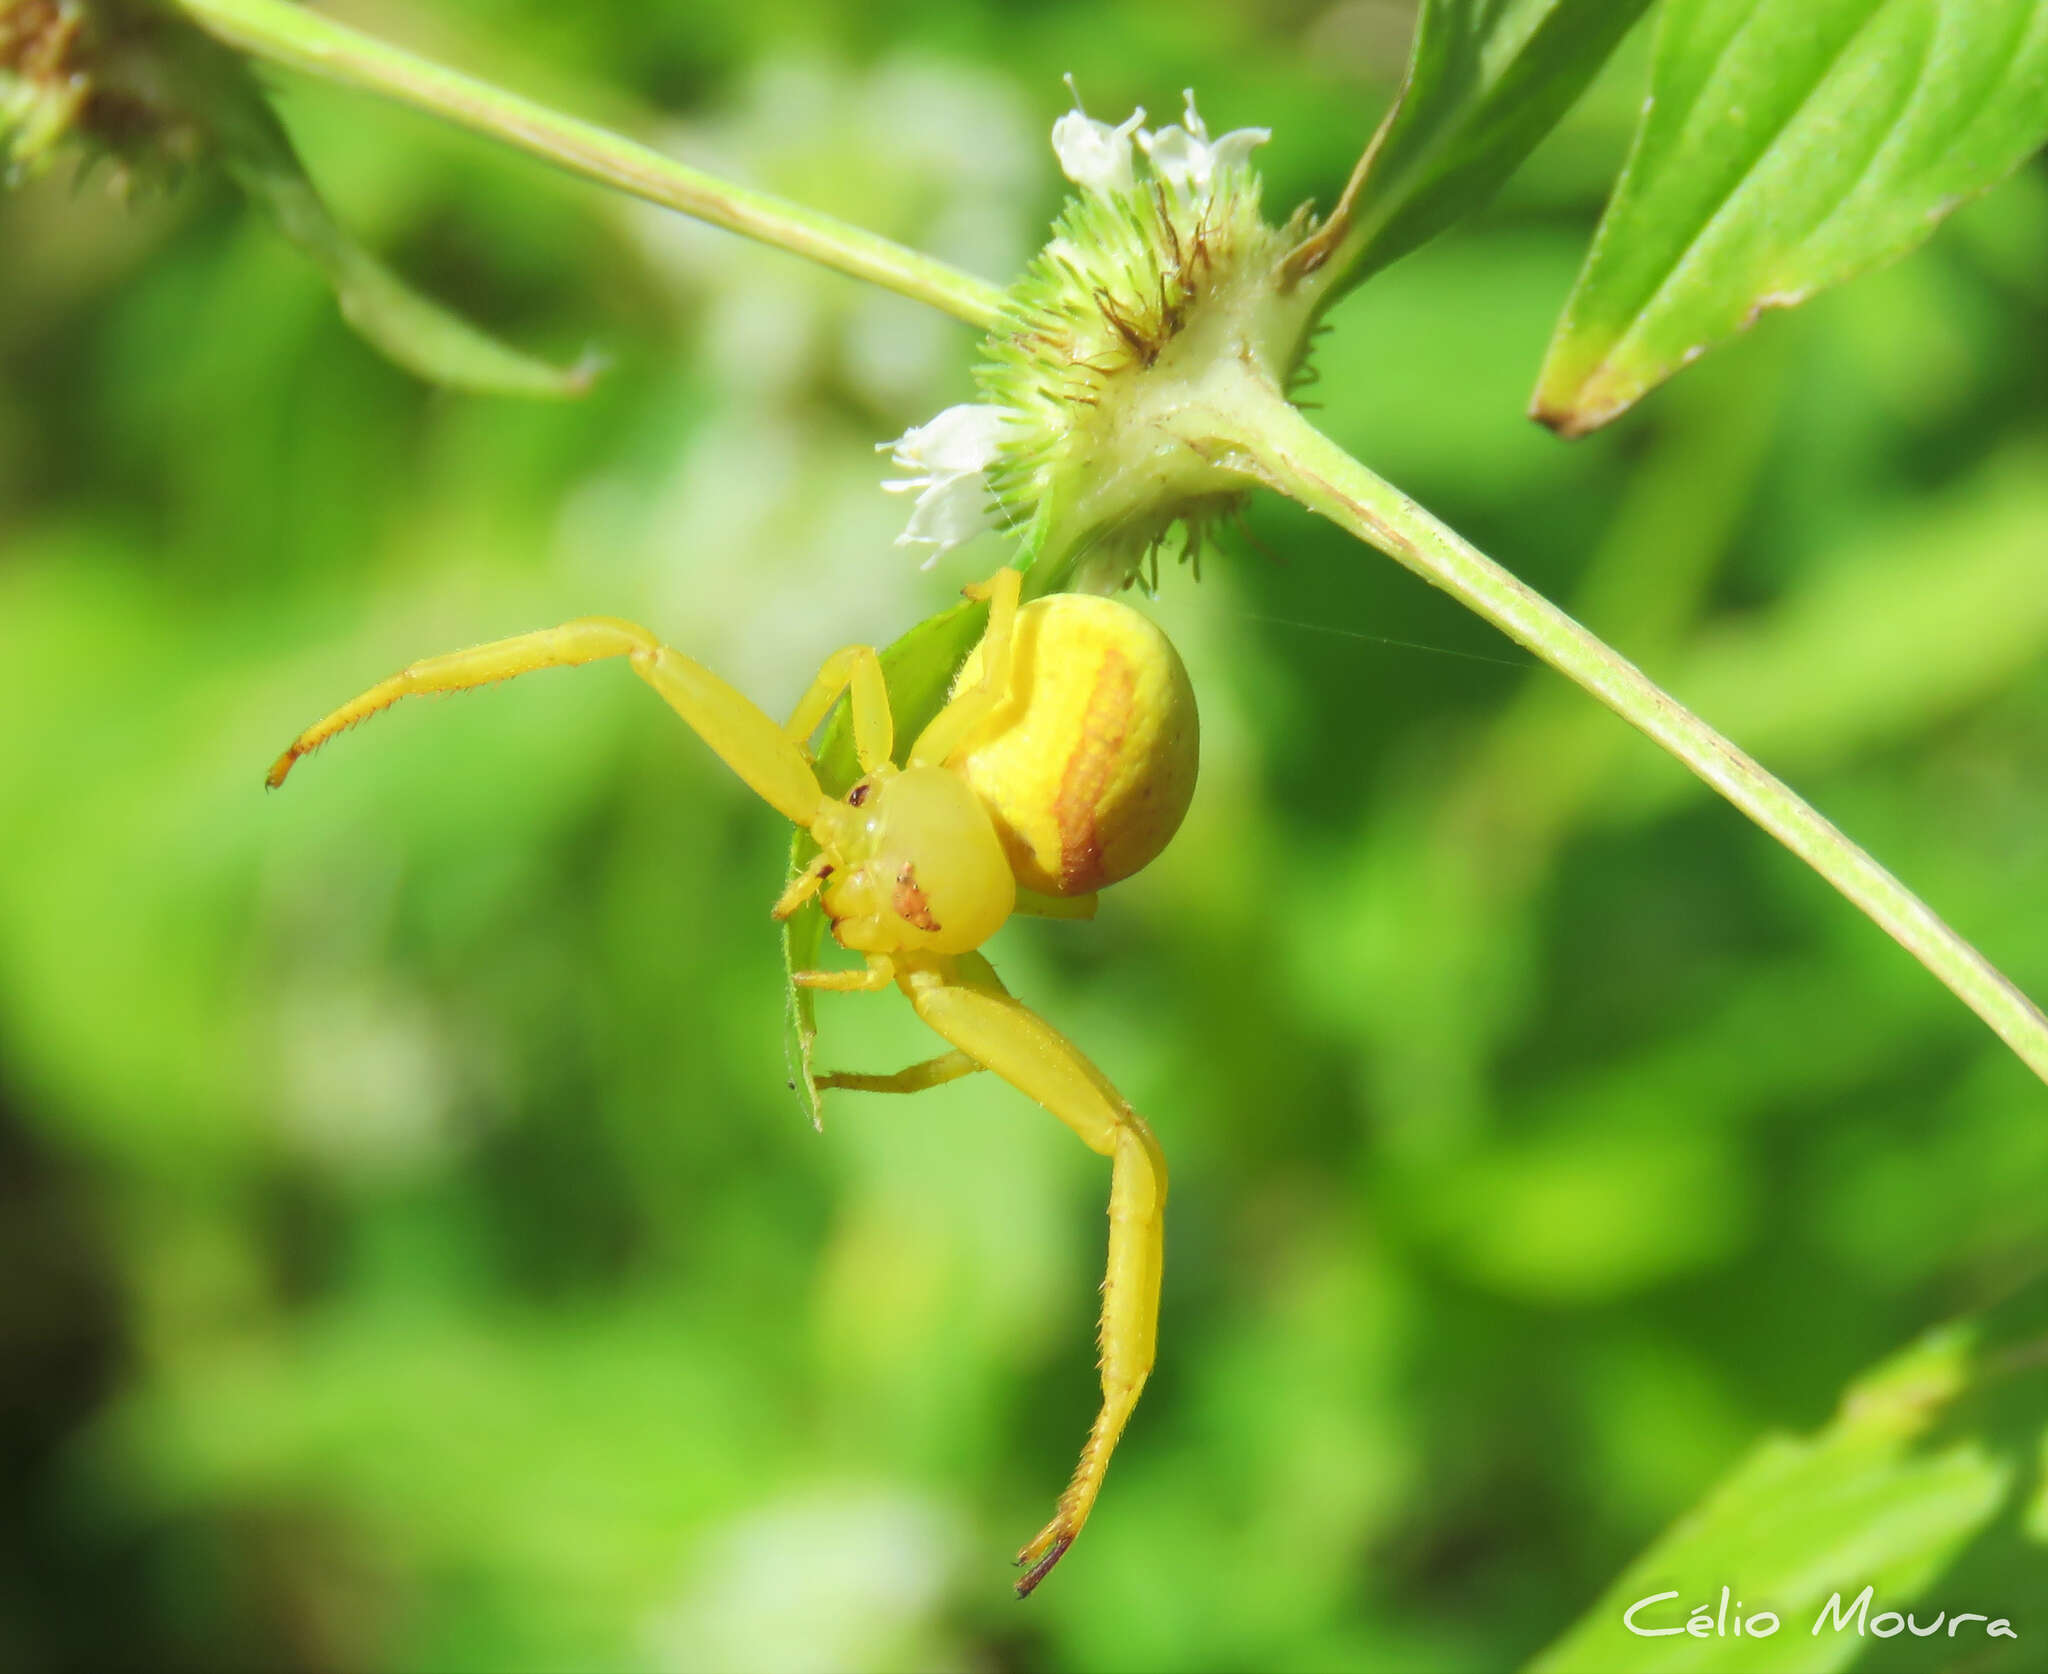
[1625,1585,2017,1642]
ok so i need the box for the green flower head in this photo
[885,83,1323,593]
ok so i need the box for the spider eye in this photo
[847,781,871,807]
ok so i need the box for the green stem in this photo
[1218,382,2048,1086]
[169,0,1008,331]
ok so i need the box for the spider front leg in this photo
[896,950,1167,1598]
[266,617,826,826]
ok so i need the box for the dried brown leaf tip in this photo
[2,0,90,177]
[2,0,207,188]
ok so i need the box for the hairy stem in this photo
[169,0,1007,330]
[1216,382,2048,1085]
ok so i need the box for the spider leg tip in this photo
[1012,1531,1073,1599]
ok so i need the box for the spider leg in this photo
[784,644,893,773]
[815,1049,983,1094]
[908,567,1023,766]
[625,638,825,824]
[792,955,896,993]
[267,618,824,827]
[772,852,833,921]
[896,951,1166,1598]
[267,619,647,787]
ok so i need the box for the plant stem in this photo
[1218,383,2048,1086]
[169,0,1008,331]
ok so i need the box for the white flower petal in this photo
[899,473,997,552]
[881,403,1014,567]
[1051,102,1145,195]
[1139,96,1270,193]
[1138,125,1206,192]
[892,402,1008,476]
[1205,125,1271,179]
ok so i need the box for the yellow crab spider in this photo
[266,567,1199,1597]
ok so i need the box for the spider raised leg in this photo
[267,565,1197,1596]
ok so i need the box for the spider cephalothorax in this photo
[268,565,1196,1596]
[807,764,1016,956]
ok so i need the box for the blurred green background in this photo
[4,2,2048,1669]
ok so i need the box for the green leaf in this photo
[1526,1275,2048,1673]
[779,597,988,1129]
[302,233,598,399]
[1302,0,1654,295]
[1534,0,2048,436]
[200,42,592,398]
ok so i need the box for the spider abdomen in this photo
[948,595,1198,896]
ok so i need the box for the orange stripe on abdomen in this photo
[1053,648,1134,893]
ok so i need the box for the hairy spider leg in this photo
[895,950,1167,1598]
[265,618,825,827]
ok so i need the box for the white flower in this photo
[1138,91,1269,195]
[1053,82,1267,198]
[1050,103,1146,195]
[880,402,1012,567]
